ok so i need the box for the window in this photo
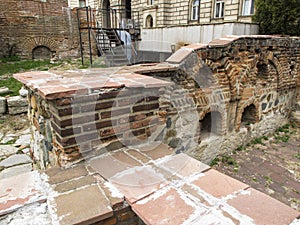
[79,0,86,7]
[148,0,154,5]
[215,0,224,18]
[242,0,255,15]
[146,15,153,28]
[191,0,200,20]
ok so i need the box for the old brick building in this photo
[0,0,258,61]
[0,0,79,59]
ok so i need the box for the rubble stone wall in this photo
[0,0,80,59]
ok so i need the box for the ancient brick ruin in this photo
[13,35,300,170]
[0,0,79,59]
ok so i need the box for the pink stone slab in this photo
[157,153,210,178]
[227,188,300,225]
[166,47,194,63]
[88,151,142,180]
[192,169,249,198]
[13,71,57,85]
[54,185,113,225]
[110,165,168,204]
[138,142,174,161]
[38,85,88,100]
[132,188,196,225]
[0,171,46,216]
[186,43,208,51]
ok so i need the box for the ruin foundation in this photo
[13,35,300,169]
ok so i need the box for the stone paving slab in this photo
[0,154,32,168]
[156,153,210,178]
[132,187,196,225]
[88,150,142,180]
[228,188,299,225]
[54,175,97,193]
[53,185,113,225]
[0,171,46,216]
[46,164,88,184]
[191,169,249,198]
[1,147,299,225]
[0,163,32,180]
[14,70,171,100]
[110,165,168,204]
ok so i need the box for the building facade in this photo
[84,0,259,61]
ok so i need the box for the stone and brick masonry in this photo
[13,35,300,169]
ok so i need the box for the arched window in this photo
[191,0,200,20]
[146,15,153,28]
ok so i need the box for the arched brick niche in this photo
[22,37,58,59]
[241,104,258,125]
[200,110,223,139]
[32,46,52,59]
[236,102,259,130]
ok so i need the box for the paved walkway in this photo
[213,126,300,212]
[0,142,299,225]
[0,114,32,180]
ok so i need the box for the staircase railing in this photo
[77,6,140,67]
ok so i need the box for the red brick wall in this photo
[0,0,79,59]
[29,87,163,167]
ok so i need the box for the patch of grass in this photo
[0,56,20,63]
[273,124,293,143]
[263,175,273,188]
[250,175,258,183]
[78,65,90,69]
[236,145,246,152]
[294,152,300,160]
[0,77,22,96]
[221,154,239,169]
[251,137,265,145]
[0,57,64,76]
[262,136,268,140]
[0,58,63,96]
[275,124,290,134]
[210,157,220,166]
[4,139,16,145]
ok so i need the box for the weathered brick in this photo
[80,101,114,113]
[56,132,99,147]
[132,103,159,113]
[83,120,117,132]
[101,108,131,119]
[51,121,81,137]
[53,113,99,128]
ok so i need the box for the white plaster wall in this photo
[139,23,259,52]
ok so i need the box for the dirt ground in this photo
[212,124,300,212]
[0,114,29,135]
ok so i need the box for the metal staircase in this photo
[77,6,140,67]
[93,28,129,67]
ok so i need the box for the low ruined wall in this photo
[14,35,300,168]
[151,35,300,163]
[14,70,169,169]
